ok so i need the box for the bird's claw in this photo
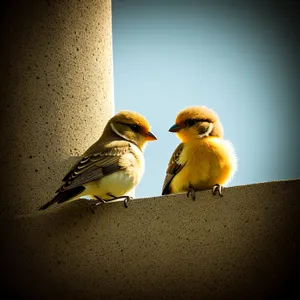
[187,187,196,201]
[91,195,132,209]
[122,196,132,208]
[106,194,133,208]
[90,197,107,213]
[107,195,132,208]
[212,184,223,197]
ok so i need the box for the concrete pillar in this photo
[0,0,114,216]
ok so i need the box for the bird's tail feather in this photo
[38,186,85,211]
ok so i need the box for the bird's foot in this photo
[91,194,132,209]
[122,195,132,208]
[212,184,223,197]
[187,187,196,201]
[90,197,107,213]
[106,193,133,208]
[110,195,132,208]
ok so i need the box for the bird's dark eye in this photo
[185,119,197,127]
[130,124,140,133]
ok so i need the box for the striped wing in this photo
[56,143,131,193]
[162,143,185,195]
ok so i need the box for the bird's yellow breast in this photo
[170,137,237,193]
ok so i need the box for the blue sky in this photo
[112,0,300,198]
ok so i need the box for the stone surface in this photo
[3,179,300,299]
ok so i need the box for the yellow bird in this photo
[39,110,157,210]
[162,106,237,199]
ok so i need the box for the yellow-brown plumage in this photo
[162,106,237,197]
[39,110,157,210]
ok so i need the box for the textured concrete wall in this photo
[2,179,300,299]
[0,0,114,216]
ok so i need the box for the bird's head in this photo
[106,110,157,150]
[169,106,223,143]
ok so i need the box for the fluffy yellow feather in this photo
[162,106,237,199]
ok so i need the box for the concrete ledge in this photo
[2,179,300,299]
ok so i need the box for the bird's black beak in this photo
[168,124,182,132]
[145,131,157,141]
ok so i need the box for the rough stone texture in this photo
[2,179,300,299]
[0,0,114,216]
